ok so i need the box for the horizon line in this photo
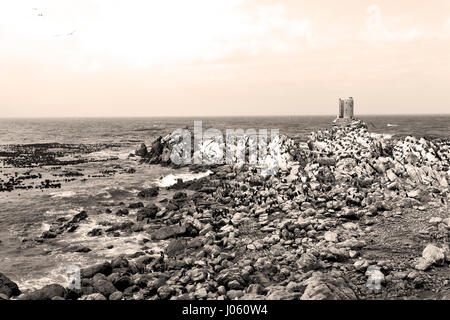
[1,113,449,119]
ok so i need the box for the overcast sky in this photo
[1,0,449,117]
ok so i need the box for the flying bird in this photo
[53,30,76,38]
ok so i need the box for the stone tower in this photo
[338,97,354,119]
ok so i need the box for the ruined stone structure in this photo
[335,97,355,124]
[337,97,354,121]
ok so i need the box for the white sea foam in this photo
[50,191,77,198]
[155,170,213,187]
[370,133,393,140]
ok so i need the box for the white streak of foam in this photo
[155,170,213,187]
[50,191,77,198]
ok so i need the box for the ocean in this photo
[0,115,448,291]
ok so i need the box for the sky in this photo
[1,0,449,117]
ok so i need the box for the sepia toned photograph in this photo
[0,0,449,310]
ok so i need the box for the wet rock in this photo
[20,284,66,300]
[93,279,116,297]
[81,262,112,278]
[70,211,88,224]
[138,187,159,198]
[87,228,103,237]
[41,231,57,239]
[136,204,159,221]
[135,143,148,157]
[165,238,188,257]
[114,276,133,292]
[151,224,188,240]
[129,202,144,209]
[111,256,129,269]
[74,246,92,253]
[173,191,187,200]
[106,222,134,233]
[0,273,21,298]
[115,209,129,216]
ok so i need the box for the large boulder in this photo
[81,262,112,278]
[93,279,116,297]
[113,276,133,292]
[137,187,159,198]
[136,204,159,221]
[20,284,66,300]
[416,244,446,270]
[0,273,21,298]
[300,272,357,300]
[69,210,88,224]
[135,143,148,157]
[150,224,187,240]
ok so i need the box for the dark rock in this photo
[157,285,175,299]
[136,204,159,221]
[93,279,116,297]
[81,262,112,278]
[145,137,164,164]
[113,276,133,292]
[41,231,57,239]
[111,256,129,269]
[75,246,92,253]
[150,224,188,240]
[165,239,189,257]
[105,222,134,232]
[87,228,103,237]
[70,211,88,224]
[123,285,139,296]
[138,187,159,198]
[20,284,66,300]
[66,225,78,232]
[0,273,21,298]
[135,143,148,157]
[0,293,9,300]
[66,288,82,300]
[173,191,187,200]
[129,202,144,209]
[115,208,129,216]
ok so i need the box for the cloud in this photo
[364,5,423,42]
[0,0,313,71]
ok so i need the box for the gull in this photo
[53,30,76,37]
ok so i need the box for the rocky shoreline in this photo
[1,119,449,300]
